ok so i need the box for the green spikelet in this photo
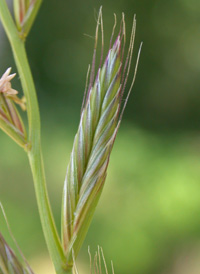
[62,10,141,269]
[13,0,42,38]
[0,233,34,274]
[0,204,34,274]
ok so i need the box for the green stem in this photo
[0,1,71,273]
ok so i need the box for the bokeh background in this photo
[1,0,200,273]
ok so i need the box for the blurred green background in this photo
[1,0,200,273]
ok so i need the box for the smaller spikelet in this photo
[0,68,27,148]
[0,204,34,274]
[62,8,141,269]
[13,0,42,38]
[0,233,34,274]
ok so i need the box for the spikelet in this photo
[13,0,42,38]
[0,68,27,148]
[0,233,34,274]
[62,9,141,268]
[0,204,34,274]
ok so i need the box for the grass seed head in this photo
[62,9,141,268]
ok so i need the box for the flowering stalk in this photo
[62,10,141,269]
[0,1,141,273]
[0,1,67,273]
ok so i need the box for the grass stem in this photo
[0,1,67,273]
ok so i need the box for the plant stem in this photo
[0,1,71,273]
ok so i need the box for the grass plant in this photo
[0,1,141,273]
